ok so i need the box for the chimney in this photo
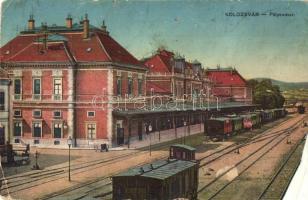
[83,14,89,39]
[66,14,73,29]
[101,20,107,32]
[41,23,48,50]
[28,14,35,30]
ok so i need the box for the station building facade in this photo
[0,73,10,145]
[0,15,147,147]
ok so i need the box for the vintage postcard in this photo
[0,0,307,199]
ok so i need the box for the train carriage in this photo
[230,116,243,134]
[250,113,261,128]
[206,117,233,139]
[240,114,253,130]
[297,105,305,114]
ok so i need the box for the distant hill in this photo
[252,78,308,91]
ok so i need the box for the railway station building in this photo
[0,15,254,148]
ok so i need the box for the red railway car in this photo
[206,117,233,139]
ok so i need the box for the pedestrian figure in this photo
[287,137,291,144]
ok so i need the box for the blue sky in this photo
[1,0,308,82]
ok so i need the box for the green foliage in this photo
[248,79,285,109]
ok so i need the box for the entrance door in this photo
[0,127,5,145]
[138,121,142,140]
[54,123,62,138]
[117,127,124,145]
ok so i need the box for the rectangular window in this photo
[32,122,42,138]
[138,79,143,96]
[53,111,61,118]
[14,109,22,117]
[14,79,21,100]
[33,78,41,100]
[128,78,133,95]
[0,92,4,111]
[116,77,122,96]
[87,123,96,139]
[14,122,22,137]
[53,78,62,100]
[53,123,62,138]
[87,111,95,117]
[33,110,42,118]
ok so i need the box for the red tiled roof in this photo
[144,49,177,73]
[6,42,72,62]
[0,29,143,67]
[207,70,247,86]
[144,54,171,73]
[146,81,171,94]
[96,32,141,65]
[0,35,37,61]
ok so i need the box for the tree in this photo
[248,79,285,109]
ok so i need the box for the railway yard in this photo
[0,113,307,200]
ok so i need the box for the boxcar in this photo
[230,116,243,134]
[260,110,274,123]
[206,117,233,139]
[112,159,199,200]
[170,144,196,161]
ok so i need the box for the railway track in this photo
[197,119,305,200]
[257,136,305,200]
[1,114,304,199]
[34,115,306,200]
[43,115,305,200]
[0,137,174,196]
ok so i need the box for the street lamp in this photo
[67,136,72,182]
[148,124,153,156]
[211,95,220,111]
[183,121,187,144]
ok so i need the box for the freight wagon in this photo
[170,144,196,161]
[206,117,233,139]
[273,108,286,119]
[251,112,262,128]
[112,159,199,200]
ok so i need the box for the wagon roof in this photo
[209,117,231,122]
[113,159,197,180]
[170,144,196,151]
[230,116,243,121]
[240,113,257,118]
